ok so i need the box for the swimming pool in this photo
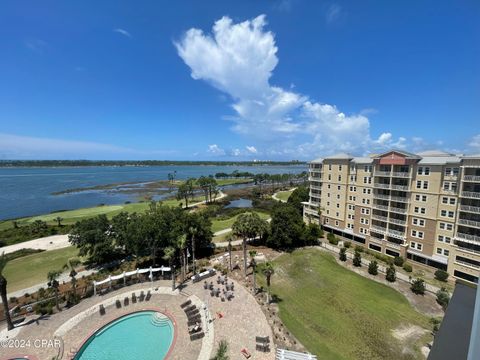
[74,310,175,360]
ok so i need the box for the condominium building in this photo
[303,150,480,284]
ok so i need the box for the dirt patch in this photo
[393,324,429,358]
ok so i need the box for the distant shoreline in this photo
[0,160,306,168]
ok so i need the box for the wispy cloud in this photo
[25,39,48,53]
[0,133,175,160]
[113,28,132,39]
[207,144,226,156]
[325,4,342,24]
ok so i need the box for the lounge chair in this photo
[99,304,106,315]
[124,297,129,306]
[145,291,151,301]
[187,316,202,326]
[255,336,270,344]
[180,299,192,308]
[190,332,205,341]
[241,348,251,358]
[255,343,270,352]
[184,304,196,312]
[115,299,122,309]
[132,293,137,303]
[139,291,145,302]
[186,308,200,318]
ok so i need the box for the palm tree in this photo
[189,225,198,275]
[0,252,14,330]
[232,212,268,278]
[177,234,188,282]
[262,262,275,304]
[249,250,257,294]
[163,246,176,291]
[55,216,63,227]
[47,270,62,311]
[210,340,229,360]
[63,258,81,302]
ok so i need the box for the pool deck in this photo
[0,278,275,360]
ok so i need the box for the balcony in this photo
[374,171,391,177]
[374,183,391,190]
[372,214,388,222]
[461,191,480,199]
[385,241,402,250]
[460,205,480,214]
[456,232,480,243]
[391,172,410,178]
[458,219,480,228]
[374,193,390,201]
[371,225,387,234]
[389,217,406,226]
[389,206,407,214]
[463,175,480,182]
[373,204,390,212]
[388,229,405,238]
[310,185,322,191]
[390,195,409,203]
[308,176,322,182]
[391,184,409,191]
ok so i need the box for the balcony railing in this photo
[389,206,407,214]
[310,185,322,191]
[458,219,480,228]
[374,194,390,201]
[374,183,391,189]
[455,259,480,269]
[390,195,409,203]
[374,171,391,177]
[372,214,388,222]
[385,241,402,250]
[460,205,480,214]
[455,243,480,255]
[391,184,409,191]
[371,225,387,234]
[462,191,480,199]
[388,229,405,237]
[463,175,480,182]
[391,172,410,178]
[373,204,390,212]
[457,232,480,243]
[389,217,406,226]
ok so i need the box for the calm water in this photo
[0,165,305,220]
[75,311,174,360]
[225,198,253,208]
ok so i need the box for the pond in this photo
[224,198,253,208]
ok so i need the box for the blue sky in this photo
[0,0,478,160]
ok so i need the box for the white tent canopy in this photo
[93,266,171,295]
[276,349,317,360]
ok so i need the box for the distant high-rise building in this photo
[303,150,480,284]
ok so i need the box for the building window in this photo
[418,167,430,175]
[412,218,425,227]
[436,248,449,256]
[411,230,424,239]
[339,165,342,171]
[410,241,423,251]
[414,207,426,214]
[438,235,451,243]
[329,164,332,171]
[338,175,342,182]
[439,222,453,231]
[328,174,331,181]
[441,210,455,218]
[335,220,339,226]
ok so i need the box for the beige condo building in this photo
[303,150,480,284]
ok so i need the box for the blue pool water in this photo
[74,311,174,360]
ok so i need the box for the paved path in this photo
[0,234,70,255]
[272,187,296,203]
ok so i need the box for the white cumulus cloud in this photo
[246,146,258,154]
[176,15,404,158]
[207,144,226,156]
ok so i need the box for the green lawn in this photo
[275,188,295,202]
[211,211,270,233]
[258,249,430,360]
[4,246,80,293]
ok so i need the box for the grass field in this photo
[258,249,430,360]
[211,211,270,233]
[4,246,80,293]
[275,188,295,202]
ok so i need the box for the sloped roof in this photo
[352,157,373,164]
[311,157,324,163]
[375,149,421,159]
[416,150,455,157]
[324,152,353,160]
[419,156,461,165]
